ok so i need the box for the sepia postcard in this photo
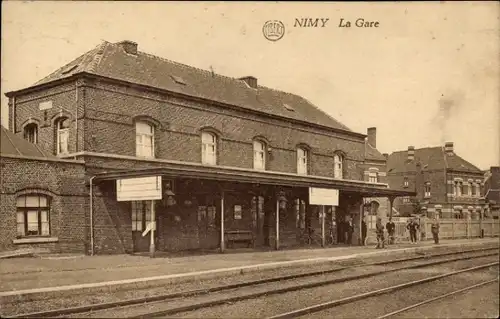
[1,2,499,318]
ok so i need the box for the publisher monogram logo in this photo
[263,20,285,42]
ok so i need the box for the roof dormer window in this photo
[170,75,187,85]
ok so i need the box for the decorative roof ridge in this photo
[87,41,109,73]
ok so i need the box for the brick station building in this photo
[2,40,413,255]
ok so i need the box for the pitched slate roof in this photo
[32,41,353,133]
[0,126,51,158]
[484,168,500,204]
[365,141,386,162]
[387,146,482,174]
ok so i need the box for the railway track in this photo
[268,262,499,319]
[6,246,497,318]
[375,279,499,319]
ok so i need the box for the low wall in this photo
[366,218,499,244]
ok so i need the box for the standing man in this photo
[375,217,385,249]
[431,217,440,244]
[407,218,419,244]
[346,217,354,245]
[386,218,396,245]
[362,217,367,246]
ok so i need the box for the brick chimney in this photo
[367,127,377,148]
[444,142,454,156]
[117,40,138,55]
[239,76,258,89]
[407,146,415,161]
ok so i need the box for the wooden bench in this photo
[225,230,255,248]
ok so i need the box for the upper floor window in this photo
[468,182,473,196]
[454,181,463,197]
[368,168,378,183]
[16,194,50,237]
[253,140,266,170]
[56,118,70,155]
[403,177,409,188]
[23,123,38,144]
[202,132,217,165]
[334,154,343,179]
[136,121,154,158]
[297,147,308,175]
[473,183,480,197]
[424,182,431,198]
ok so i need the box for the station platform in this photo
[0,238,498,297]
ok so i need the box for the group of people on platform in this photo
[334,218,355,245]
[361,216,440,249]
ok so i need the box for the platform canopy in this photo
[92,161,415,198]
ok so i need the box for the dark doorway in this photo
[197,194,220,250]
[131,200,154,252]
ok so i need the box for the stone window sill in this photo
[13,237,59,244]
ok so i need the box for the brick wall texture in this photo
[0,156,87,252]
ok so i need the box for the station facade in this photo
[2,40,414,255]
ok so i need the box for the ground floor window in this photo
[251,196,265,229]
[294,198,306,229]
[16,194,51,237]
[366,201,379,229]
[131,201,152,231]
[198,205,217,226]
[453,210,463,219]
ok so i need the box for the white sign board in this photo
[116,176,162,201]
[39,101,53,111]
[309,187,339,206]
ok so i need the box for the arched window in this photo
[55,118,70,155]
[201,132,217,165]
[424,182,431,197]
[23,123,38,144]
[253,140,266,170]
[136,121,154,158]
[297,147,308,175]
[16,194,51,237]
[334,153,343,179]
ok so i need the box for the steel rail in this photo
[267,262,499,319]
[376,278,499,319]
[6,248,498,319]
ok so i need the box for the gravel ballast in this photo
[151,256,499,319]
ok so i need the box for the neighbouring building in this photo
[387,142,488,220]
[0,126,87,253]
[484,166,500,219]
[2,40,414,255]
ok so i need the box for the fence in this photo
[365,218,499,244]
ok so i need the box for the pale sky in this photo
[1,1,499,169]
